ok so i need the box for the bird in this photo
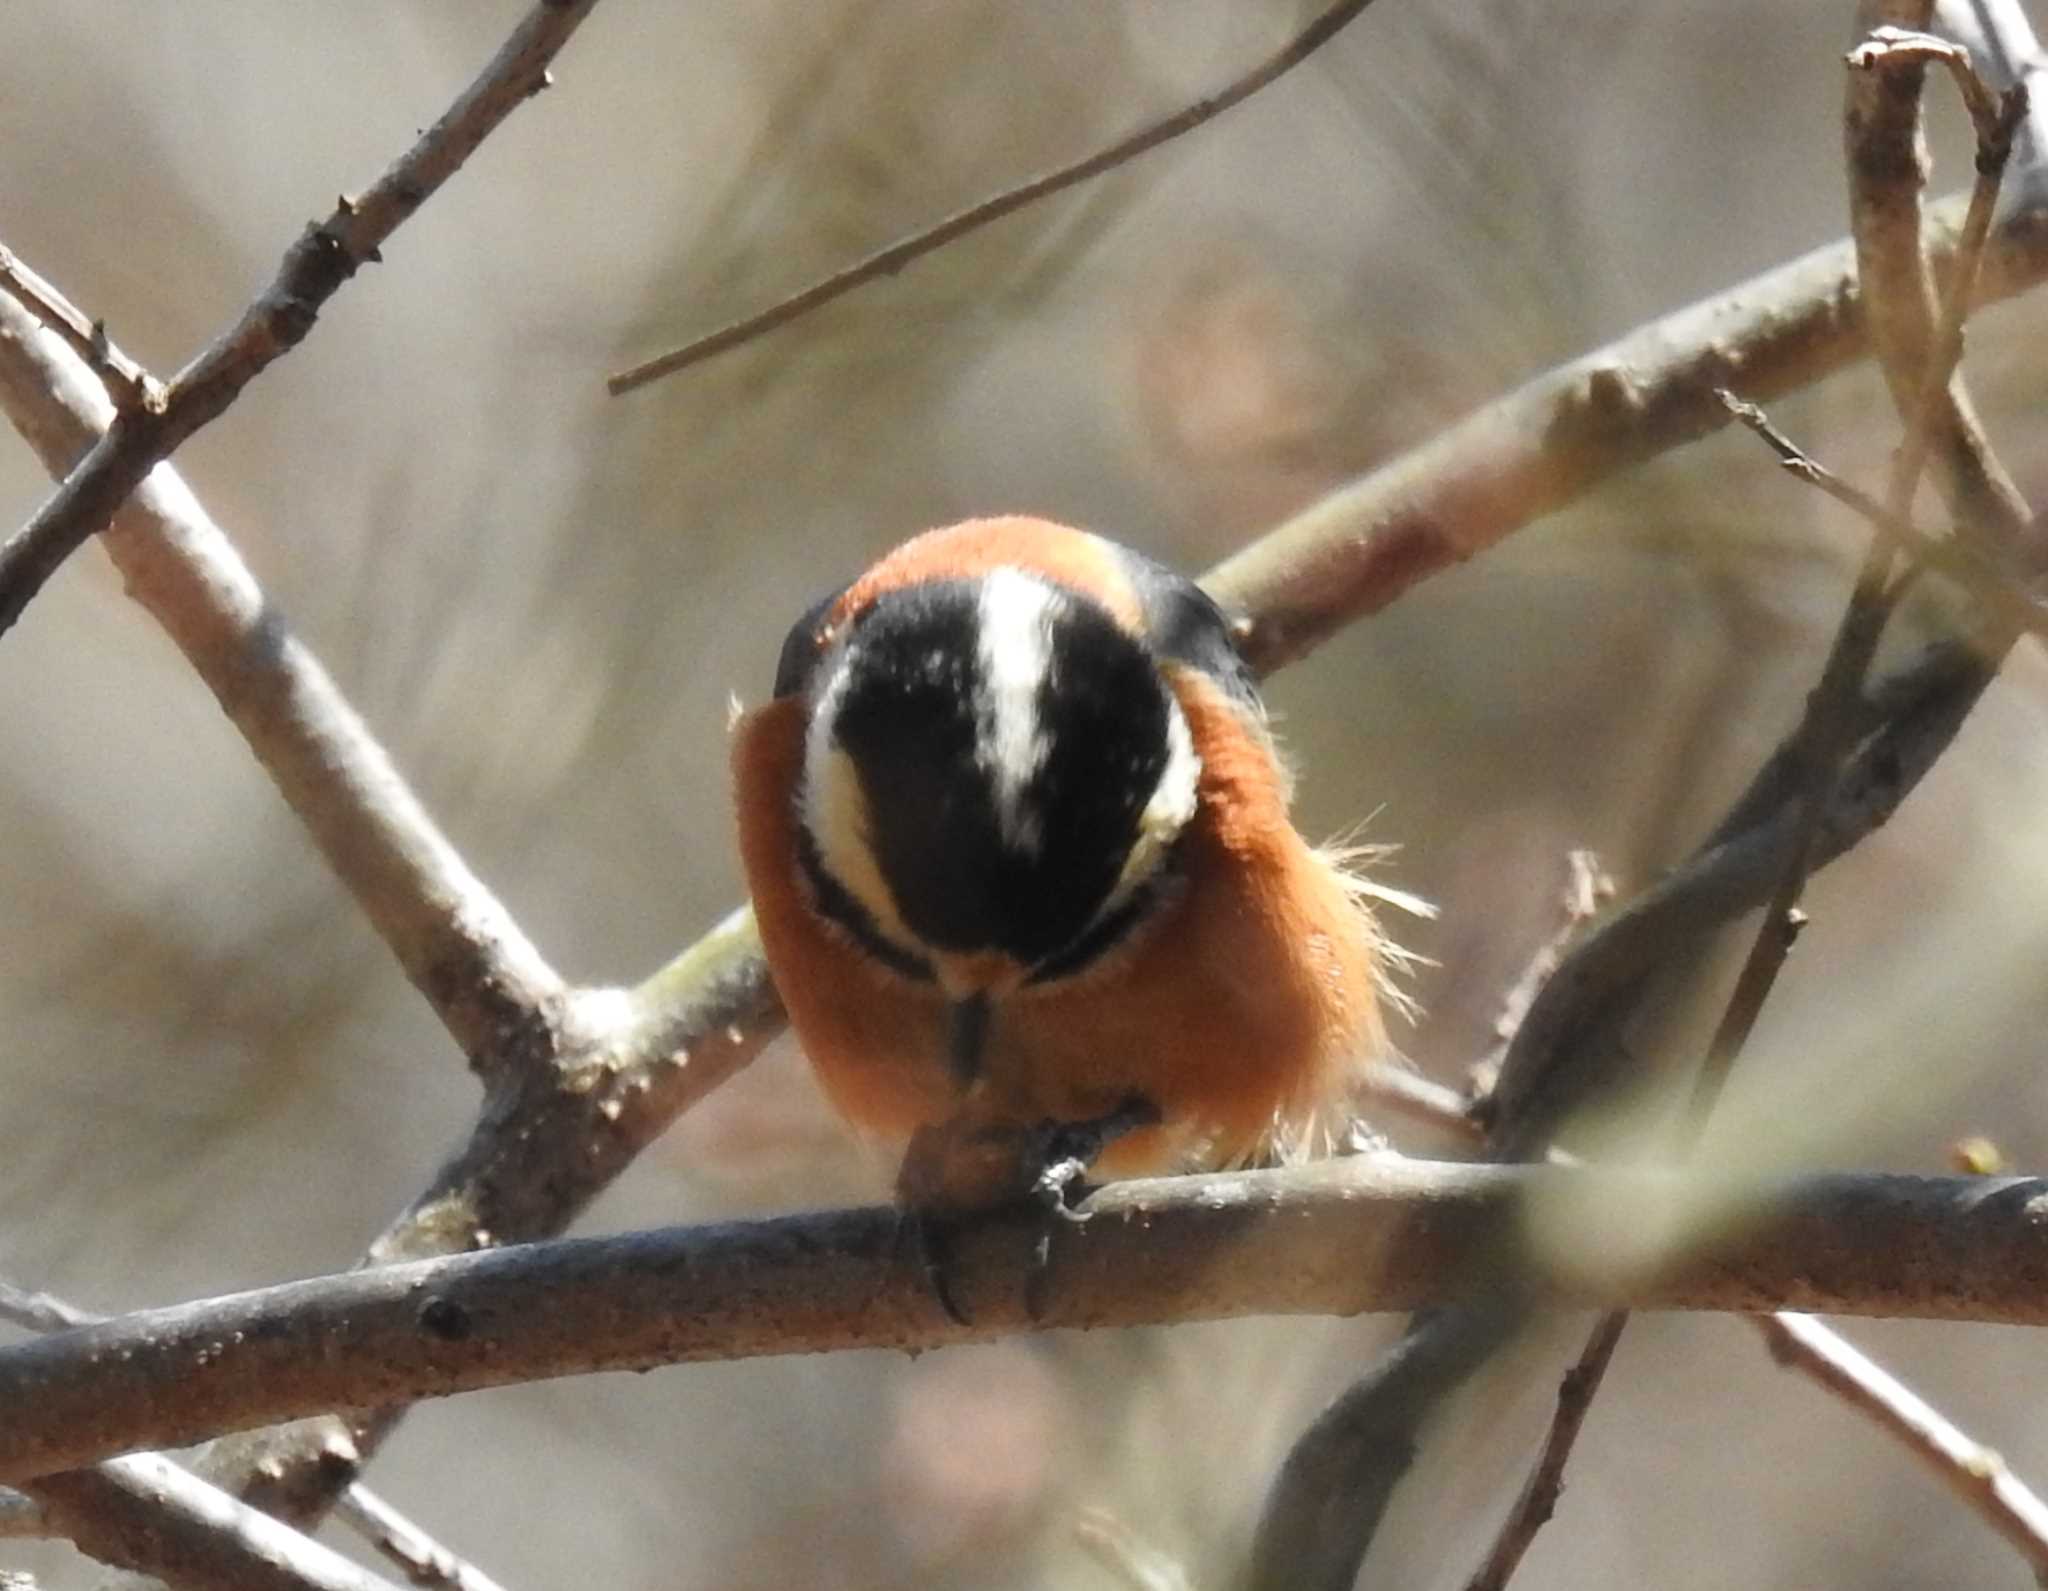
[731,516,1398,1219]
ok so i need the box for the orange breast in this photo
[977,668,1383,1170]
[733,696,954,1138]
[731,667,1383,1181]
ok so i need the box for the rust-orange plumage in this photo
[732,517,1391,1213]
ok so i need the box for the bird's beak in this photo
[946,993,991,1087]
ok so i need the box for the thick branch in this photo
[194,911,780,1523]
[0,0,602,642]
[9,53,2048,1566]
[0,285,564,1069]
[3,1163,2048,1486]
[0,1293,445,1591]
[1203,187,2048,674]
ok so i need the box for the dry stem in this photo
[606,0,1379,393]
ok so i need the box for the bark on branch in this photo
[2,1161,2047,1488]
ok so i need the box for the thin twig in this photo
[29,1456,412,1591]
[1074,1508,1196,1591]
[10,76,2048,1572]
[0,248,161,413]
[1755,1312,2048,1584]
[1847,5,2036,561]
[1682,544,1899,1126]
[335,1484,512,1591]
[1850,29,2029,526]
[606,0,1378,394]
[1713,387,2048,641]
[1849,26,2020,143]
[1462,1311,1629,1591]
[1384,1057,2048,1587]
[1941,0,2048,210]
[1715,391,1937,560]
[1481,21,2016,1574]
[1477,14,2037,1583]
[0,1278,101,1334]
[1356,1063,1483,1138]
[0,0,603,643]
[1470,850,1613,1097]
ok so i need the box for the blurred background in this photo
[4,1,2048,1586]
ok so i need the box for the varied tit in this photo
[732,516,1395,1215]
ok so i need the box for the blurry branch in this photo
[1942,0,2048,210]
[1075,1509,1196,1591]
[0,1285,420,1591]
[0,0,602,644]
[0,282,565,1074]
[1203,184,2048,675]
[1462,1311,1628,1591]
[1469,851,1613,1098]
[1253,7,2048,1587]
[0,249,779,1552]
[334,1484,511,1591]
[0,248,162,413]
[2,4,2047,1581]
[9,1162,2048,1485]
[1846,4,2036,559]
[605,0,1379,394]
[1756,1313,2048,1582]
[1378,1084,2048,1587]
[29,1460,411,1591]
[0,1277,97,1333]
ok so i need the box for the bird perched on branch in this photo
[732,516,1400,1219]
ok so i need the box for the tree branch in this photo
[1202,185,2048,675]
[1324,1072,2048,1587]
[334,1484,511,1591]
[9,30,2048,1566]
[0,281,565,1072]
[1461,1311,1630,1591]
[1756,1312,2048,1582]
[0,1289,421,1591]
[1253,8,2048,1581]
[0,0,604,643]
[605,0,1379,393]
[3,1163,2048,1487]
[28,1457,410,1591]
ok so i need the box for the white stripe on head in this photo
[1100,688,1200,916]
[974,568,1058,855]
[800,652,917,949]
